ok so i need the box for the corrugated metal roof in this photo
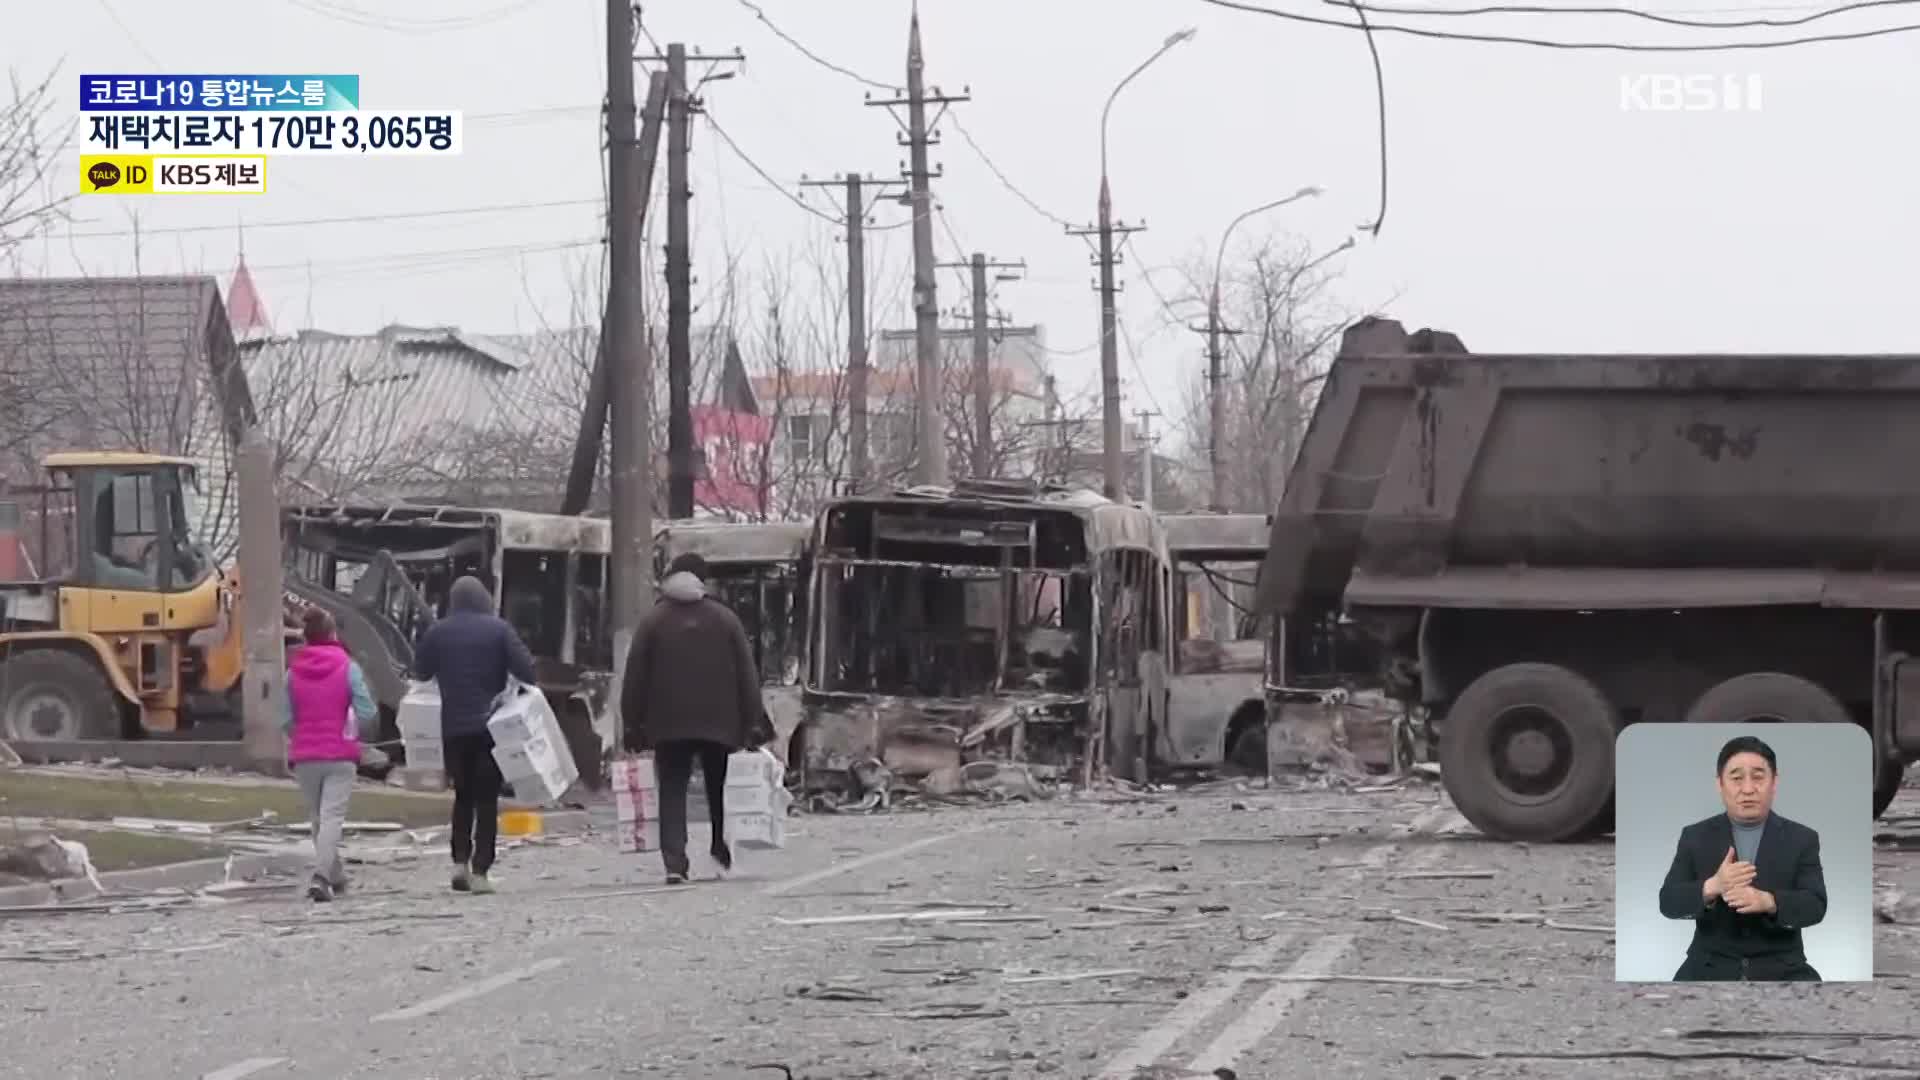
[0,275,238,468]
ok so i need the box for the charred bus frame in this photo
[281,503,616,784]
[792,483,1170,793]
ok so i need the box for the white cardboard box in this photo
[403,736,444,771]
[611,750,790,852]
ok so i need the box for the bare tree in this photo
[1170,233,1356,513]
[0,67,71,264]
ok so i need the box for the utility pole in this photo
[937,252,1023,478]
[646,40,744,519]
[235,426,286,776]
[1133,408,1159,509]
[561,64,666,518]
[1188,306,1243,513]
[1067,214,1146,501]
[606,0,657,759]
[866,9,968,486]
[800,172,906,490]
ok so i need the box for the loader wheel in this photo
[0,650,121,742]
[1439,662,1620,844]
[1682,672,1852,727]
[1874,760,1905,820]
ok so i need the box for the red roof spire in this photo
[227,254,271,339]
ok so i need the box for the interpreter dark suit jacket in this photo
[1657,811,1826,981]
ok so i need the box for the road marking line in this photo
[201,1059,288,1080]
[763,826,983,897]
[1187,933,1356,1072]
[1093,935,1294,1078]
[371,957,566,1023]
[1177,802,1460,1073]
[1092,801,1454,1079]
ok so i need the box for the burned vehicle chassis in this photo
[792,487,1162,798]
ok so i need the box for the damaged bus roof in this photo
[815,484,1166,555]
[284,503,611,552]
[654,519,810,564]
[1162,513,1269,559]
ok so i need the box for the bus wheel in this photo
[0,650,119,742]
[1682,672,1851,726]
[1439,662,1619,844]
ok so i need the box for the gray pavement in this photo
[4,783,1919,1080]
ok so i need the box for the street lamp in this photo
[1093,26,1196,503]
[1204,189,1335,511]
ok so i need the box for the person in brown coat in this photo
[621,552,765,883]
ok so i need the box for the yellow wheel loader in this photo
[0,451,267,743]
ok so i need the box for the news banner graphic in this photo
[78,74,461,195]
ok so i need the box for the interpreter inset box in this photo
[1613,722,1873,982]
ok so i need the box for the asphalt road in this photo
[5,782,1919,1080]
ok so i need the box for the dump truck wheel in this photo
[1439,662,1619,843]
[0,650,120,742]
[1682,671,1851,726]
[1874,760,1905,820]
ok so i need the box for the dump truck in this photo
[1255,317,1916,842]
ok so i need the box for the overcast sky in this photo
[10,0,1919,442]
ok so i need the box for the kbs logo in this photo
[1619,74,1763,113]
[153,156,266,193]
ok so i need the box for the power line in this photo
[732,0,897,91]
[96,0,162,67]
[59,197,602,239]
[701,110,850,228]
[946,115,1075,230]
[236,236,597,274]
[1199,0,1920,48]
[1335,0,1920,28]
[282,0,552,34]
[728,0,1063,237]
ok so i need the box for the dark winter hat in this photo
[666,552,709,580]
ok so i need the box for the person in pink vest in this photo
[281,607,377,902]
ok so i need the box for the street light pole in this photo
[1205,186,1323,512]
[1077,28,1195,503]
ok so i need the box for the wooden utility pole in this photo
[235,426,286,775]
[1133,407,1159,509]
[561,67,666,519]
[938,252,1024,478]
[648,41,744,519]
[606,1,655,758]
[799,172,905,490]
[1066,215,1145,501]
[1189,300,1242,513]
[866,9,967,486]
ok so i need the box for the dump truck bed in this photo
[1255,318,1920,618]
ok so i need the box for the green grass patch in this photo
[0,771,450,828]
[55,827,229,872]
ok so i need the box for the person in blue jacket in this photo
[412,575,537,895]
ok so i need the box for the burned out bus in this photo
[282,503,617,783]
[653,519,811,759]
[791,481,1170,795]
[1160,513,1271,773]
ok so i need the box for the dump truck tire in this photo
[1875,760,1905,820]
[1682,671,1852,726]
[0,649,120,742]
[1439,662,1619,843]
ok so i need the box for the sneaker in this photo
[469,873,495,896]
[664,871,688,885]
[451,864,472,893]
[710,840,733,875]
[306,876,333,903]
